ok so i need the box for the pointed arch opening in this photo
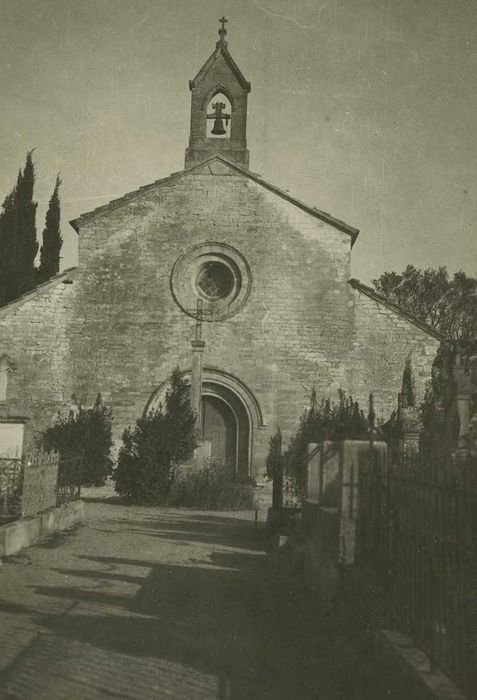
[206,92,232,139]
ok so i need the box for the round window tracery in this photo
[170,242,251,321]
[196,261,235,300]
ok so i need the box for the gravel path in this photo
[0,495,381,699]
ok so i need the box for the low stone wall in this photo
[302,440,387,604]
[302,500,340,605]
[374,629,467,700]
[0,500,84,558]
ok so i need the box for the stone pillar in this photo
[190,339,205,428]
[399,405,422,459]
[306,442,320,501]
[452,353,477,454]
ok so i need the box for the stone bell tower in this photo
[185,18,251,169]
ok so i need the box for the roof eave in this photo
[348,278,446,341]
[211,156,359,242]
[0,268,78,318]
[70,155,359,243]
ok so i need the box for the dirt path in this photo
[0,497,381,699]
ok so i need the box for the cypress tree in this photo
[0,152,38,305]
[402,355,416,407]
[15,150,38,296]
[38,175,62,282]
[0,190,16,305]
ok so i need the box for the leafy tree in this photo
[0,151,38,305]
[372,265,477,342]
[114,368,197,503]
[41,395,114,486]
[419,345,460,450]
[38,175,62,282]
[374,266,477,453]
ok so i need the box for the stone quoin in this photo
[0,20,442,475]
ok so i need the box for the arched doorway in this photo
[145,368,263,477]
[201,382,250,475]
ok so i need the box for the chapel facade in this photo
[0,22,442,474]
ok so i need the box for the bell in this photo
[211,117,226,135]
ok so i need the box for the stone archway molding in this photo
[144,366,265,430]
[201,85,236,111]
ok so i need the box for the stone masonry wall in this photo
[0,273,77,447]
[73,167,353,470]
[71,165,439,471]
[0,166,441,471]
[345,289,440,424]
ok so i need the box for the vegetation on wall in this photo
[41,395,113,486]
[0,152,63,306]
[113,368,197,503]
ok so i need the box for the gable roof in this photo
[70,155,359,244]
[0,268,77,319]
[348,278,445,341]
[190,41,251,92]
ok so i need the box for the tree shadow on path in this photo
[38,550,339,700]
[27,511,348,699]
[1,510,389,699]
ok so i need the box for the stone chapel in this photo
[0,21,442,473]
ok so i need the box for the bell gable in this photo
[185,18,251,169]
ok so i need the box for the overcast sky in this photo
[0,0,476,283]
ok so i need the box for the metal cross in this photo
[218,16,228,42]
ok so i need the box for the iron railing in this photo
[0,457,23,523]
[56,454,83,505]
[21,451,59,518]
[0,451,83,524]
[357,442,477,698]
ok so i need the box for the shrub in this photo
[402,355,416,407]
[419,344,458,448]
[266,428,284,509]
[286,389,370,499]
[168,463,255,510]
[41,395,113,486]
[113,368,197,503]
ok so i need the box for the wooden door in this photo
[202,396,237,470]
